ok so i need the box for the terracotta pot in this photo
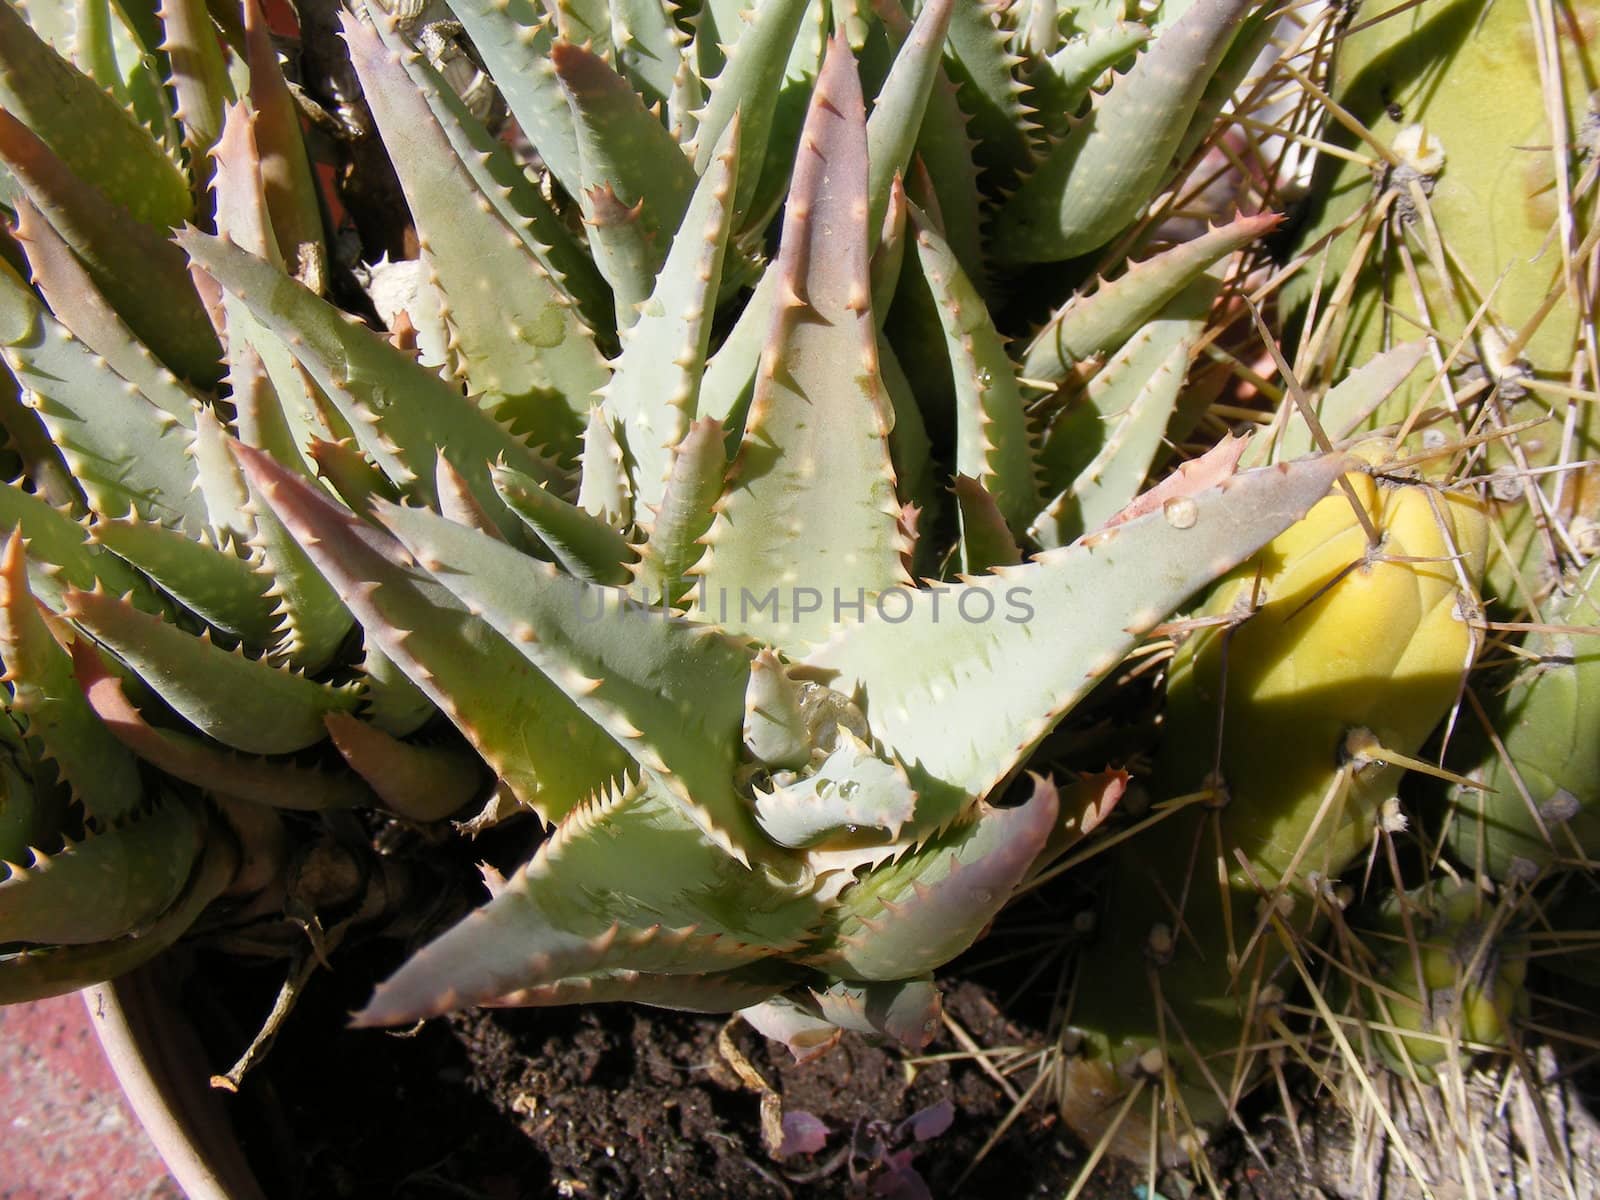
[83,964,266,1200]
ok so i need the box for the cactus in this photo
[1057,441,1488,1160]
[0,0,1354,1064]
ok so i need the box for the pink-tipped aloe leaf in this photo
[699,36,907,650]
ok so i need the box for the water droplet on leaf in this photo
[1162,497,1198,529]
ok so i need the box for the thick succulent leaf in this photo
[871,0,984,286]
[741,648,810,769]
[0,367,78,510]
[63,587,357,755]
[241,0,323,268]
[0,832,234,1005]
[691,0,811,226]
[439,0,580,196]
[0,258,207,537]
[809,976,942,1049]
[0,0,191,228]
[1032,289,1206,546]
[12,200,201,425]
[1019,213,1275,385]
[346,13,606,457]
[0,482,158,617]
[879,336,937,541]
[954,475,1022,576]
[235,444,629,821]
[362,8,610,341]
[191,405,252,549]
[0,533,140,820]
[742,0,828,239]
[358,774,820,1026]
[324,712,483,823]
[807,776,1059,979]
[226,351,356,671]
[491,464,634,586]
[990,0,1256,263]
[629,417,725,607]
[0,797,205,945]
[575,404,631,527]
[942,0,1034,185]
[1250,341,1431,467]
[864,0,958,240]
[804,453,1353,801]
[0,112,220,385]
[1031,22,1152,137]
[374,499,766,860]
[68,614,367,811]
[697,268,774,426]
[159,0,232,156]
[484,965,793,1013]
[741,992,844,1061]
[180,230,559,532]
[606,0,686,104]
[913,212,1038,531]
[753,730,918,849]
[356,641,436,739]
[699,38,907,650]
[603,119,738,516]
[554,42,696,324]
[90,518,279,649]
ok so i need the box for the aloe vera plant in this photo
[0,0,1353,1059]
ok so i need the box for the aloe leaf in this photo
[158,0,232,158]
[374,498,766,860]
[1032,334,1191,549]
[699,38,907,650]
[807,977,942,1048]
[0,258,207,536]
[0,484,158,617]
[0,0,191,229]
[12,200,201,425]
[439,0,580,196]
[554,41,696,325]
[990,0,1256,263]
[954,475,1022,575]
[345,13,606,459]
[241,0,322,269]
[608,0,686,105]
[753,730,918,849]
[804,453,1352,801]
[484,965,793,1012]
[1033,285,1210,544]
[363,8,611,342]
[864,0,957,241]
[603,119,738,516]
[355,640,436,739]
[913,211,1038,531]
[0,114,221,385]
[0,532,141,821]
[0,832,234,1004]
[324,712,484,823]
[0,798,205,945]
[491,464,634,586]
[871,0,984,287]
[575,404,631,527]
[943,0,1034,186]
[1030,21,1151,138]
[1018,212,1274,385]
[235,443,630,822]
[807,776,1058,979]
[305,436,398,521]
[180,229,559,533]
[71,638,368,810]
[1249,341,1431,468]
[0,366,78,510]
[743,0,827,240]
[355,774,818,1026]
[629,417,725,607]
[692,0,811,227]
[90,518,279,648]
[63,587,357,755]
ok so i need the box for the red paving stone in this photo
[0,994,177,1200]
